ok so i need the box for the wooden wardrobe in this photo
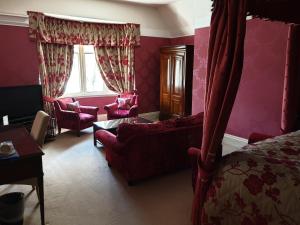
[159,45,194,119]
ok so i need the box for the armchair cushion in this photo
[57,98,74,110]
[79,113,96,123]
[67,101,81,113]
[117,98,131,110]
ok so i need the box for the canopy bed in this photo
[191,0,300,224]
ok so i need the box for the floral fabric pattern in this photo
[94,46,135,93]
[28,11,140,47]
[37,42,74,133]
[202,131,300,225]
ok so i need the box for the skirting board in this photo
[223,133,248,149]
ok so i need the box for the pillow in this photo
[67,101,81,113]
[117,98,131,110]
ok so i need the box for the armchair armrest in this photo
[79,105,99,115]
[58,110,80,121]
[96,130,125,153]
[104,103,118,112]
[248,132,274,144]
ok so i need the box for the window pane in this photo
[64,52,80,94]
[84,46,106,93]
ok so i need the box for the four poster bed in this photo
[191,0,300,224]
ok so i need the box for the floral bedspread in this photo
[202,131,300,225]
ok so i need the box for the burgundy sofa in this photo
[95,113,204,185]
[54,97,99,136]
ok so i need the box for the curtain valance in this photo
[27,11,140,47]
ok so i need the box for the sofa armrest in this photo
[96,130,125,153]
[188,147,201,192]
[104,103,118,112]
[248,132,274,144]
[79,105,99,116]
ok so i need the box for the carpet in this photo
[0,127,194,225]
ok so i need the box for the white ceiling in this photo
[0,0,212,37]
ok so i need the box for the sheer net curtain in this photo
[94,46,135,93]
[37,42,74,135]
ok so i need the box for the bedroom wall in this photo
[0,25,174,114]
[192,19,289,138]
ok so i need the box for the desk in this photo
[0,127,45,225]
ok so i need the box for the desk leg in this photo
[38,176,45,225]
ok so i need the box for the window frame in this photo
[63,45,116,98]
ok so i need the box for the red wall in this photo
[0,25,172,114]
[192,19,289,138]
[135,36,170,113]
[170,35,194,45]
[0,25,39,86]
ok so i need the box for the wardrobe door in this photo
[170,52,185,116]
[160,53,172,116]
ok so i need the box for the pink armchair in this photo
[104,92,138,120]
[54,97,99,136]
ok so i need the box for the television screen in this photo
[0,85,44,123]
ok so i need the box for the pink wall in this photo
[0,25,173,114]
[192,19,289,138]
[0,25,39,86]
[170,35,194,45]
[135,36,170,113]
[192,28,209,114]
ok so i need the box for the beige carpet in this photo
[0,127,194,225]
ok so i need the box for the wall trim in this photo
[0,13,28,27]
[223,133,248,149]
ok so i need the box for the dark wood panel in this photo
[159,45,194,118]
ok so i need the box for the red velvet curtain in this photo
[281,25,300,133]
[192,0,247,224]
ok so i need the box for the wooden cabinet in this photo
[160,45,194,119]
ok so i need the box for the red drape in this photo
[281,25,300,133]
[192,0,247,224]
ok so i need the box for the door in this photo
[170,52,185,116]
[160,53,172,115]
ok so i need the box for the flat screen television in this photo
[0,85,44,124]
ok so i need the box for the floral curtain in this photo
[37,42,74,135]
[28,11,140,47]
[281,24,300,134]
[94,46,135,93]
[192,0,247,224]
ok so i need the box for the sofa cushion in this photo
[117,123,166,142]
[175,112,204,127]
[154,119,177,128]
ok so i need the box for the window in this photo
[64,45,115,96]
